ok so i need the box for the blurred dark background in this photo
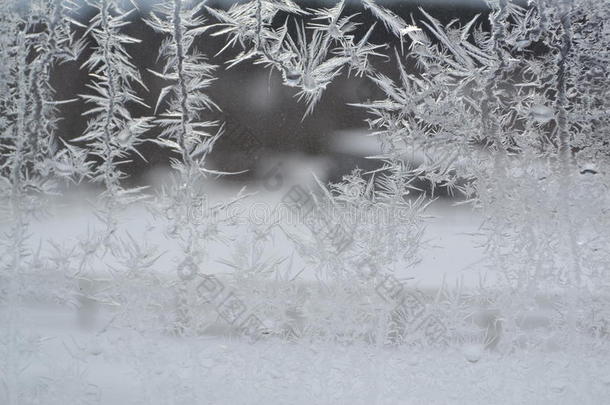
[51,0,492,187]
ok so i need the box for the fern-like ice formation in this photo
[146,0,220,174]
[75,0,151,207]
[206,0,387,117]
[145,0,250,336]
[0,4,608,398]
[0,2,92,403]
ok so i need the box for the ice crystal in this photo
[1,0,609,402]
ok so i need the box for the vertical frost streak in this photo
[101,0,118,194]
[173,0,192,168]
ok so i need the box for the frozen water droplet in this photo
[302,73,318,92]
[531,104,554,124]
[462,344,483,363]
[283,69,301,87]
[117,128,132,147]
[89,344,103,356]
[550,380,566,393]
[580,163,598,175]
[177,257,198,281]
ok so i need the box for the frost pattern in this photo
[1,0,609,403]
